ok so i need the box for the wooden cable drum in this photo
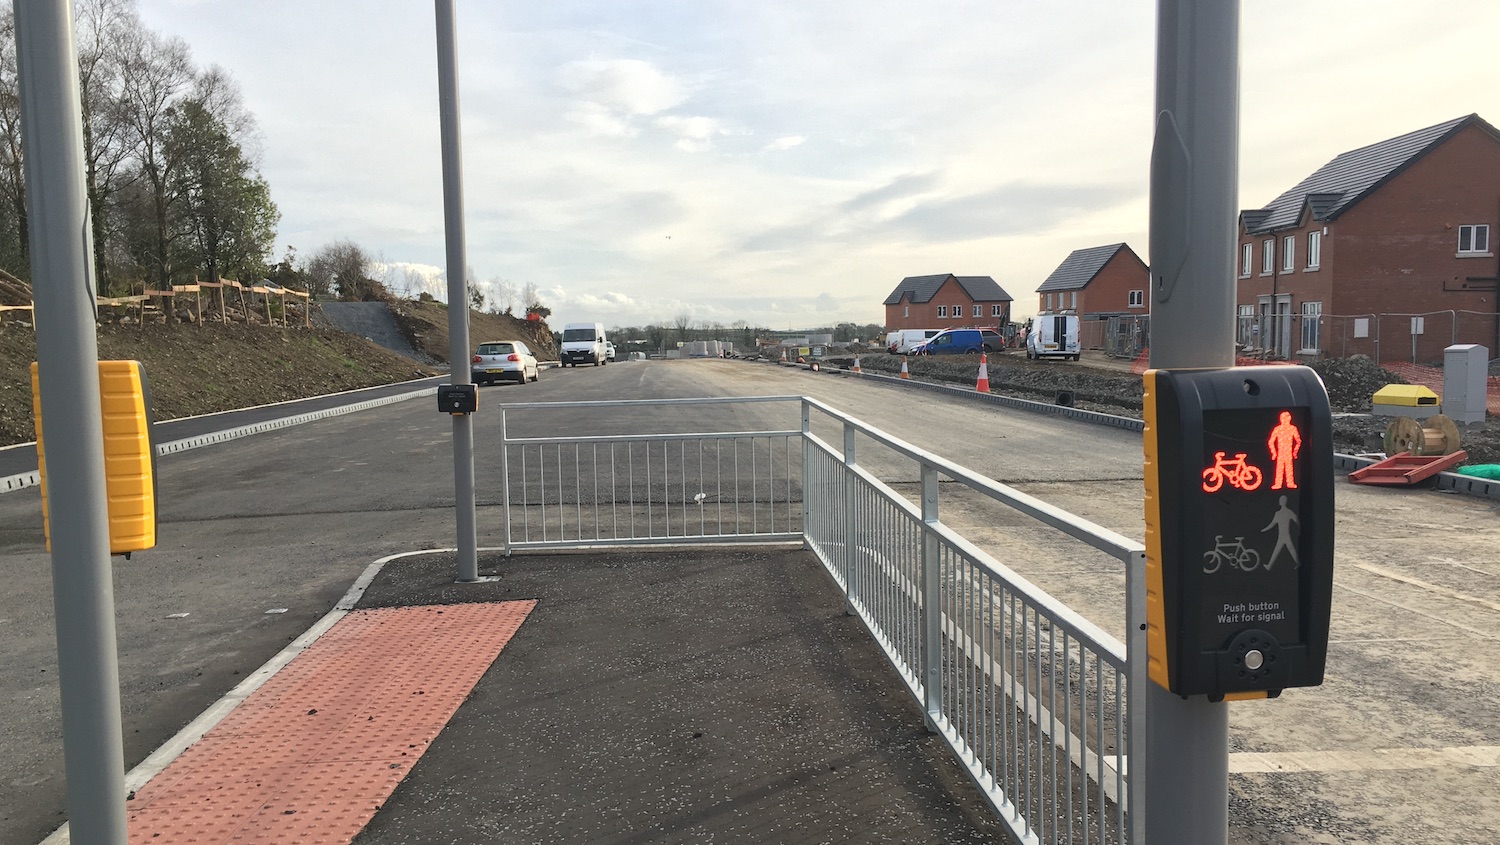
[1383,414,1462,456]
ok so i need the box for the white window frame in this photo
[1458,224,1491,255]
[1069,292,1078,309]
[903,306,909,317]
[1240,243,1252,277]
[1128,289,1144,308]
[936,305,947,318]
[1306,231,1321,269]
[973,304,982,318]
[1261,239,1274,275]
[1282,235,1295,272]
[1299,301,1322,353]
[1045,293,1053,310]
[991,304,1003,317]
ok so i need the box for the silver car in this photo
[471,340,539,385]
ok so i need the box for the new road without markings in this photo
[1,359,1494,845]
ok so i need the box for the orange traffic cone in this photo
[852,356,862,374]
[899,356,910,379]
[976,352,990,393]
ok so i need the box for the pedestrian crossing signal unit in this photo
[32,360,158,556]
[1142,366,1334,701]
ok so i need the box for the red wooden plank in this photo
[1349,450,1468,486]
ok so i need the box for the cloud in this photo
[841,172,940,213]
[764,135,805,152]
[558,58,685,137]
[656,115,727,152]
[891,182,1139,241]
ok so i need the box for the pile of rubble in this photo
[809,350,1500,464]
[1306,355,1406,412]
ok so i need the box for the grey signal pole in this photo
[1145,0,1239,842]
[435,0,479,582]
[14,1,128,842]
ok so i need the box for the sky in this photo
[132,0,1500,329]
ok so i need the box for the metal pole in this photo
[13,1,128,842]
[842,422,859,614]
[919,461,941,732]
[435,0,478,582]
[500,406,512,557]
[1146,0,1239,842]
[1125,549,1149,844]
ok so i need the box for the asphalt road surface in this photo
[1,359,1495,844]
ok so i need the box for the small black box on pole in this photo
[437,383,478,415]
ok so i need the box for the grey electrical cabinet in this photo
[1443,344,1488,424]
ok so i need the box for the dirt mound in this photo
[831,352,1144,412]
[1306,355,1406,412]
[0,322,440,447]
[387,301,558,363]
[818,351,1500,465]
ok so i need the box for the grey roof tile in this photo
[884,274,1011,305]
[1242,114,1493,235]
[954,276,1013,302]
[1035,243,1129,293]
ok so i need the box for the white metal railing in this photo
[496,396,1146,843]
[801,397,1146,845]
[498,397,803,549]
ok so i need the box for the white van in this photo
[885,328,940,354]
[1026,312,1080,361]
[560,322,608,367]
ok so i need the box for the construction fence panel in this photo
[1248,311,1500,364]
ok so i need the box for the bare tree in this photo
[0,10,28,277]
[521,281,540,312]
[75,0,142,292]
[306,240,375,300]
[489,276,516,314]
[189,64,259,157]
[114,22,195,289]
[673,312,693,345]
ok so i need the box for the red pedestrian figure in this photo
[1267,410,1301,490]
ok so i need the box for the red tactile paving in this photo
[126,601,536,844]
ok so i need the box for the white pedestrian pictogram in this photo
[1261,495,1300,569]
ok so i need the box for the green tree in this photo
[265,246,305,290]
[170,98,279,283]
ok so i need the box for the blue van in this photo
[915,328,1004,355]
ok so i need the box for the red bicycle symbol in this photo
[1201,451,1264,493]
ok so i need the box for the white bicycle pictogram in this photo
[1202,535,1263,574]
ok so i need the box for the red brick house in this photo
[884,274,1012,330]
[1034,243,1149,317]
[1033,243,1150,353]
[1237,114,1500,362]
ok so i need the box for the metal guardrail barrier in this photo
[496,395,1146,843]
[801,397,1145,844]
[498,397,805,549]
